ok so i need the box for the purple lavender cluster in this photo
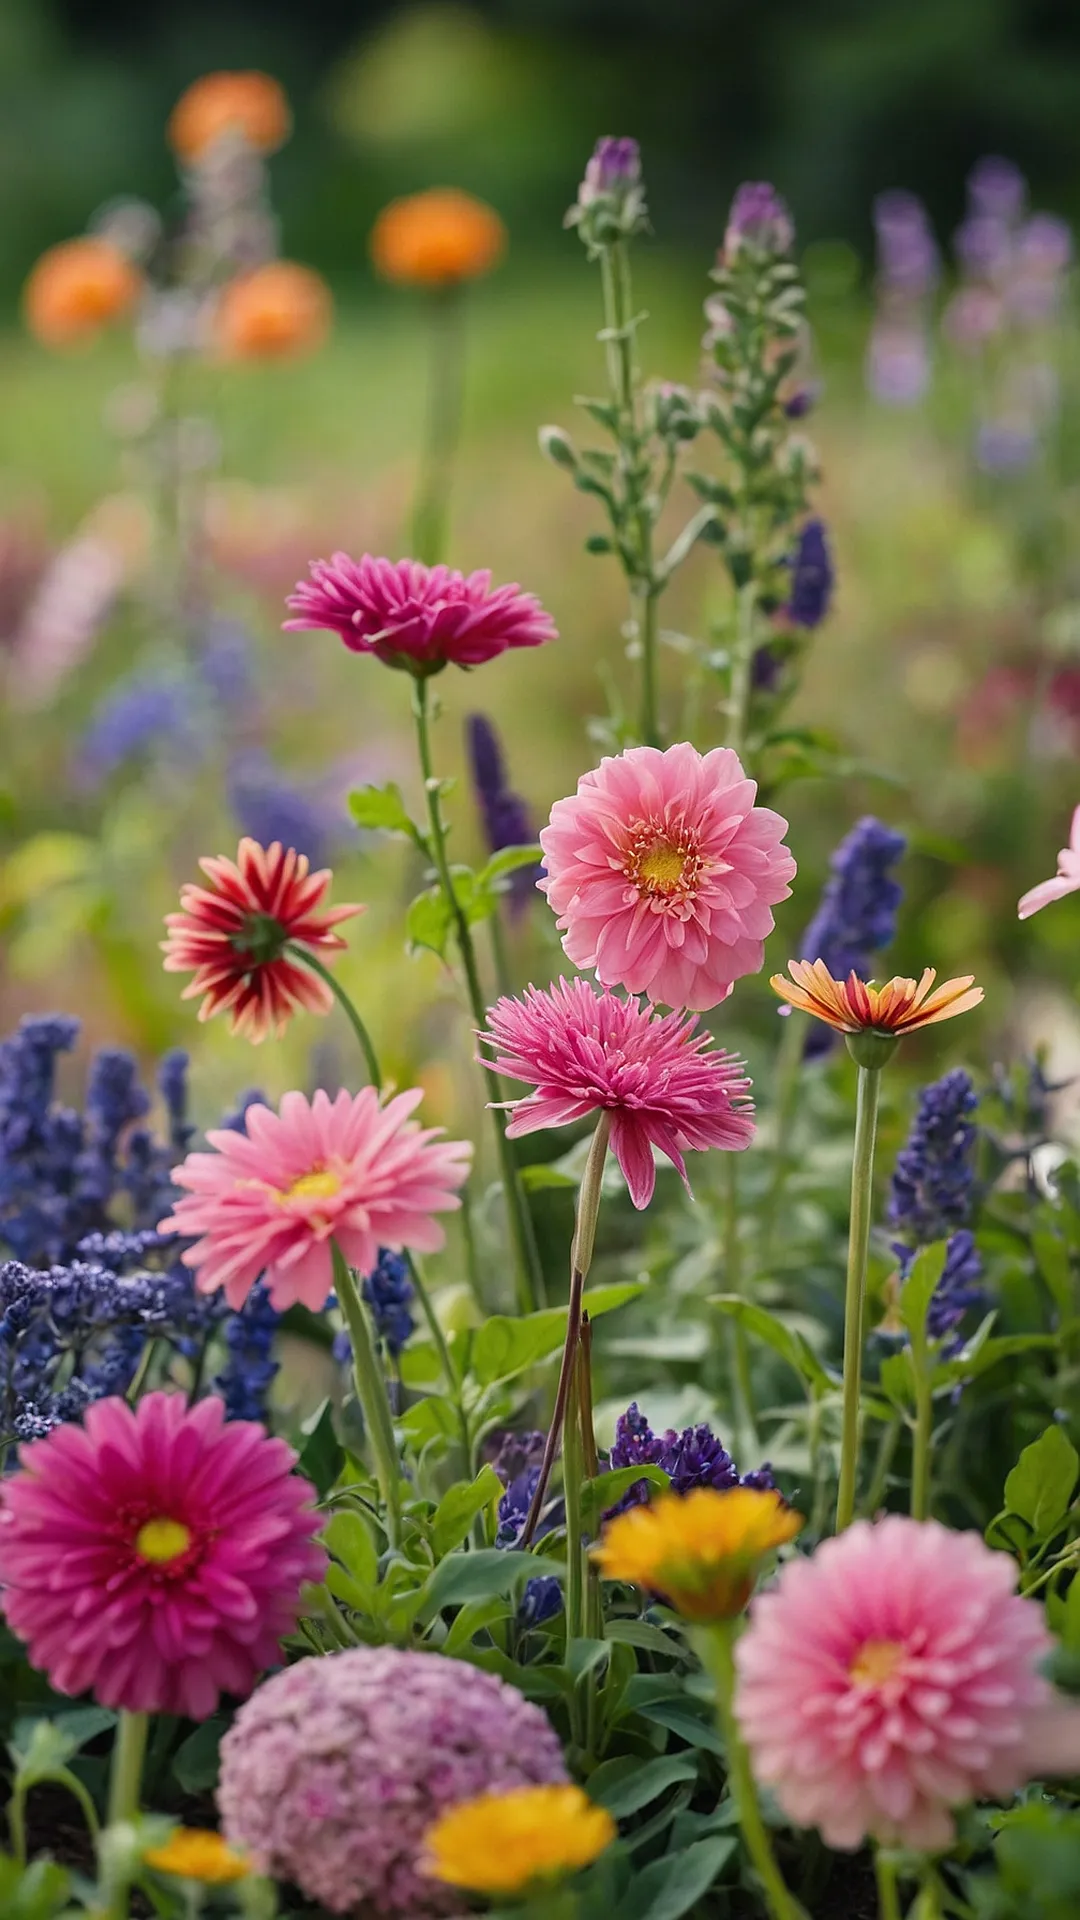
[867,191,939,406]
[606,1402,776,1514]
[798,817,906,1058]
[488,1430,562,1628]
[889,1069,986,1350]
[466,714,539,917]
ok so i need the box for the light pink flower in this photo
[0,1392,325,1719]
[1018,804,1080,919]
[539,744,796,1012]
[735,1514,1080,1852]
[159,1087,472,1310]
[284,553,557,672]
[479,976,754,1209]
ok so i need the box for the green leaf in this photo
[406,887,454,959]
[593,1753,699,1819]
[937,1331,1058,1384]
[518,1163,579,1193]
[622,1836,736,1919]
[419,1550,562,1620]
[442,1597,515,1657]
[900,1243,947,1351]
[581,1465,669,1532]
[1004,1425,1079,1535]
[631,1698,726,1756]
[710,1295,832,1394]
[298,1398,344,1499]
[475,844,542,886]
[171,1716,228,1794]
[432,1465,503,1559]
[1063,1570,1080,1653]
[398,1393,461,1453]
[879,1349,916,1410]
[1034,1230,1074,1318]
[323,1509,379,1600]
[348,781,426,850]
[471,1284,647,1388]
[604,1618,685,1658]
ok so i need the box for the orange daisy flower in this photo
[771,959,983,1040]
[162,838,363,1042]
[23,238,142,350]
[168,71,291,164]
[370,189,506,289]
[214,262,333,361]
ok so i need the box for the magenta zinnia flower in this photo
[0,1392,325,1719]
[539,744,796,1012]
[159,1087,472,1310]
[479,977,754,1208]
[735,1515,1080,1852]
[284,553,557,673]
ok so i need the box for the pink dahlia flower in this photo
[479,976,754,1208]
[159,1087,471,1310]
[0,1392,324,1719]
[1018,802,1080,919]
[539,743,796,1012]
[218,1647,568,1916]
[735,1514,1080,1852]
[284,553,557,673]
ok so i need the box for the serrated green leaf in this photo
[406,886,454,959]
[1004,1425,1079,1535]
[432,1465,503,1559]
[348,782,426,850]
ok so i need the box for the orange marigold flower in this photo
[23,238,142,350]
[162,838,364,1042]
[214,262,333,361]
[168,71,291,163]
[771,960,984,1046]
[592,1485,803,1623]
[424,1784,615,1896]
[371,189,506,289]
[145,1829,250,1886]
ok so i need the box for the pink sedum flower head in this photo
[284,553,557,675]
[0,1392,325,1719]
[218,1646,569,1916]
[539,744,796,1012]
[735,1514,1080,1853]
[159,1087,471,1310]
[1018,804,1080,919]
[479,976,754,1209]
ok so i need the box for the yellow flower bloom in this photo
[144,1829,250,1885]
[423,1783,615,1895]
[592,1486,803,1623]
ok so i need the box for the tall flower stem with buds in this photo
[413,289,466,566]
[332,1243,403,1549]
[597,236,661,747]
[836,1060,884,1532]
[411,675,544,1312]
[699,1626,802,1920]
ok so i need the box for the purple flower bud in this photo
[783,519,834,630]
[873,191,939,296]
[967,155,1026,221]
[581,136,641,203]
[866,320,932,407]
[725,181,794,258]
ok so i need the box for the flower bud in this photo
[649,381,700,443]
[566,135,648,249]
[538,424,578,469]
[723,181,795,262]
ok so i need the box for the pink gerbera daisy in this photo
[539,744,796,1013]
[162,838,363,1043]
[284,553,557,673]
[735,1514,1080,1853]
[159,1087,472,1310]
[479,977,754,1208]
[0,1392,325,1719]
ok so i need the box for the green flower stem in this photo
[411,673,545,1312]
[598,238,661,749]
[875,1852,904,1920]
[910,1363,934,1522]
[701,1623,801,1920]
[836,1065,882,1532]
[862,1417,901,1520]
[761,1009,808,1264]
[563,1345,587,1650]
[412,285,466,567]
[721,1154,759,1460]
[107,1710,148,1827]
[726,577,759,762]
[290,946,382,1089]
[521,1113,611,1548]
[332,1242,403,1550]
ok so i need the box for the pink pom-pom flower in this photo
[159,1086,472,1310]
[479,976,754,1208]
[0,1392,325,1719]
[735,1514,1080,1852]
[218,1647,569,1916]
[284,553,557,673]
[539,743,796,1013]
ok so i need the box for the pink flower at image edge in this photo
[159,1086,472,1309]
[1018,804,1080,918]
[284,553,557,671]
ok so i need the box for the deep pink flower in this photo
[284,553,557,673]
[0,1392,325,1719]
[159,1087,472,1310]
[479,976,754,1208]
[735,1515,1080,1852]
[539,744,796,1012]
[1018,803,1080,919]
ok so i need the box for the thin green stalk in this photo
[107,1710,148,1827]
[762,1009,808,1262]
[722,1154,759,1458]
[332,1242,403,1549]
[564,1346,586,1650]
[406,1253,471,1467]
[875,1852,904,1920]
[836,1065,882,1532]
[702,1624,800,1920]
[291,946,382,1089]
[726,578,759,761]
[412,286,466,566]
[863,1417,901,1520]
[599,238,660,748]
[411,673,545,1310]
[911,1367,934,1522]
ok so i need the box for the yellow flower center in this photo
[135,1517,192,1564]
[282,1168,341,1205]
[850,1638,905,1686]
[638,840,687,893]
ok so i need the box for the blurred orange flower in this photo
[168,71,291,164]
[771,959,983,1036]
[23,238,141,350]
[214,263,332,361]
[371,189,506,289]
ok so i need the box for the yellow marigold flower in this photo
[592,1486,803,1623]
[423,1784,615,1895]
[371,188,506,289]
[144,1829,250,1885]
[23,238,141,350]
[214,263,333,361]
[771,960,983,1039]
[168,71,291,163]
